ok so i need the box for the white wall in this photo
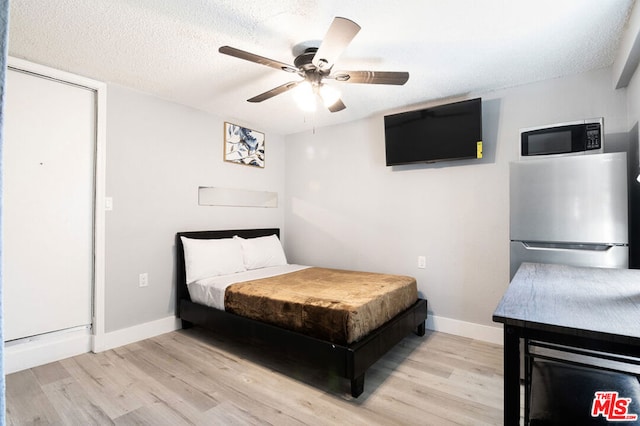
[105,85,286,333]
[283,67,629,339]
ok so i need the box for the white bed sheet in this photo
[187,264,310,310]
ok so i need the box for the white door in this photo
[3,68,95,341]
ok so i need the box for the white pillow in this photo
[234,234,287,270]
[180,236,246,283]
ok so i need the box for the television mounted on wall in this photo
[384,97,483,166]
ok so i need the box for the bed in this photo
[175,228,428,397]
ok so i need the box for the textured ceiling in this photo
[7,0,637,135]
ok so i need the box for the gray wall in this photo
[626,60,640,267]
[630,58,640,125]
[283,66,629,329]
[105,85,286,332]
[103,64,638,335]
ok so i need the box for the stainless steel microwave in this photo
[520,118,604,159]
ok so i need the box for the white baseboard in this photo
[5,327,93,374]
[92,315,181,353]
[5,316,182,374]
[426,314,503,345]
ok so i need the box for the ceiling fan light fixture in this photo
[292,81,317,112]
[319,84,341,108]
[218,17,408,113]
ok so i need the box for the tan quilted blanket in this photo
[224,267,418,344]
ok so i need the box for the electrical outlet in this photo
[139,272,149,287]
[418,256,426,269]
[105,197,113,211]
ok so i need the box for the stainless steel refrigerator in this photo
[510,152,629,280]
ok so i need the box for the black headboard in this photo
[175,228,280,314]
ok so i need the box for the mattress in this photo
[191,266,418,345]
[188,264,310,310]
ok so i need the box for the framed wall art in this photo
[224,122,265,168]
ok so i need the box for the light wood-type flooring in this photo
[6,328,509,425]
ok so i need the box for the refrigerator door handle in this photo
[519,242,623,252]
[509,240,629,280]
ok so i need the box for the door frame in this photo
[7,57,107,353]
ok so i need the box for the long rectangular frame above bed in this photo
[175,228,428,397]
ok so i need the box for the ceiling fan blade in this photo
[219,46,298,73]
[312,17,361,71]
[331,71,410,85]
[328,98,346,113]
[247,81,301,103]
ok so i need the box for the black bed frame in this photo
[175,228,428,397]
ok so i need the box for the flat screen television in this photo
[384,97,483,166]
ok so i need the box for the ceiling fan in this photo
[218,17,409,113]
